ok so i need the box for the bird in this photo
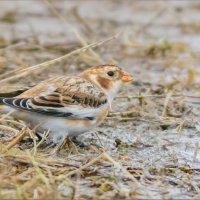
[0,64,132,149]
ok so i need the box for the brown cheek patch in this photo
[97,76,112,90]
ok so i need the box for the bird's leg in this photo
[70,134,104,149]
[35,132,43,141]
[50,135,68,155]
[21,132,42,144]
[91,131,105,149]
[70,136,87,147]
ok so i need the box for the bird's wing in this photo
[1,76,108,118]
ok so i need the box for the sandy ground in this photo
[0,0,200,199]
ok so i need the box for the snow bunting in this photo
[0,65,132,144]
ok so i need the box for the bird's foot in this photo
[70,136,104,150]
[50,135,68,156]
[70,136,88,147]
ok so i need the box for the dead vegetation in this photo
[0,0,200,199]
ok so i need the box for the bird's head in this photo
[80,64,132,102]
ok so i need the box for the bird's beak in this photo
[121,70,133,82]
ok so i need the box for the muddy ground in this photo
[0,0,200,199]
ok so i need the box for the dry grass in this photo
[0,0,200,199]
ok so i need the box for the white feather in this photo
[39,84,56,96]
[55,104,107,118]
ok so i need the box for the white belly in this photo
[1,105,109,143]
[40,117,95,142]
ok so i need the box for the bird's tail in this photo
[0,89,31,113]
[0,102,6,115]
[0,97,3,103]
[0,97,6,111]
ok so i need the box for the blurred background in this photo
[0,0,200,90]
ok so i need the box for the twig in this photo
[65,151,152,197]
[102,152,141,185]
[0,33,119,85]
[71,6,92,33]
[0,67,26,80]
[135,7,167,35]
[162,92,173,117]
[115,94,187,100]
[43,0,104,63]
[29,130,38,155]
[2,127,28,153]
[26,151,50,187]
[0,41,26,52]
[102,152,153,198]
[75,31,104,63]
[0,111,14,121]
[116,94,165,99]
[193,142,199,162]
[106,116,160,124]
[108,110,139,117]
[93,131,105,149]
[3,154,80,169]
[66,153,104,177]
[175,120,185,133]
[35,131,49,149]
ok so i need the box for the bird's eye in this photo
[107,71,114,77]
